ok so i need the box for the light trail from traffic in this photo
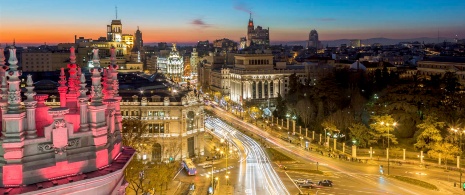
[206,117,290,195]
[208,106,428,195]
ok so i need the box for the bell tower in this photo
[247,12,254,47]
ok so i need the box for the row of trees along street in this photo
[276,66,465,162]
[122,119,181,195]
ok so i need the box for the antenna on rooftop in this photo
[115,6,118,19]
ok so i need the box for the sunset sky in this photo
[1,0,464,46]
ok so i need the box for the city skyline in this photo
[1,0,464,45]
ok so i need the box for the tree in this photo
[428,141,460,170]
[273,93,287,119]
[294,98,314,127]
[414,115,445,151]
[122,119,151,154]
[125,159,157,194]
[348,123,376,148]
[369,115,398,147]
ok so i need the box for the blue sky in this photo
[1,0,464,44]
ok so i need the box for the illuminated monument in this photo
[166,43,184,82]
[0,46,134,194]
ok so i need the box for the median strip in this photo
[389,175,438,191]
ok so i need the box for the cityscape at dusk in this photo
[1,0,465,45]
[2,1,465,195]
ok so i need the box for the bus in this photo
[183,159,197,176]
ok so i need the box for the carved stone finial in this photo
[70,46,76,64]
[92,48,100,68]
[26,74,33,86]
[8,47,18,70]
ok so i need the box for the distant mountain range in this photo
[275,37,456,47]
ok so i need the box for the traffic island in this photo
[389,175,439,191]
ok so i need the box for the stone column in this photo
[299,126,302,135]
[457,156,460,168]
[78,73,89,132]
[370,147,373,159]
[267,80,271,98]
[403,149,406,160]
[352,145,357,158]
[24,75,37,139]
[319,134,322,143]
[343,143,345,153]
[0,76,8,139]
[261,80,265,99]
[334,138,337,151]
[255,81,260,99]
[286,118,289,129]
[312,131,315,140]
[305,128,308,138]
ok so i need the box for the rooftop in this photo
[0,147,135,195]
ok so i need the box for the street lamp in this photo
[449,127,465,187]
[380,121,397,175]
[206,166,216,194]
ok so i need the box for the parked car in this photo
[294,179,307,185]
[318,180,333,187]
[299,181,322,189]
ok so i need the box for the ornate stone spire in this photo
[58,67,68,107]
[24,75,37,139]
[102,68,108,99]
[79,73,88,100]
[92,47,100,67]
[69,46,76,64]
[24,75,36,101]
[0,47,8,75]
[6,46,22,113]
[78,73,89,132]
[89,48,103,105]
[67,48,78,94]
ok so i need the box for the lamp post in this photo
[450,127,465,187]
[380,121,397,175]
[206,157,216,194]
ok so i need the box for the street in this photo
[208,105,464,194]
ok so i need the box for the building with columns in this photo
[117,91,206,162]
[0,46,134,194]
[207,54,334,107]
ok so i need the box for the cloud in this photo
[316,18,336,22]
[233,1,252,14]
[190,19,211,27]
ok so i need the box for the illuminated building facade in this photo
[0,46,134,194]
[190,48,199,78]
[76,17,135,69]
[166,43,184,81]
[119,91,206,162]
